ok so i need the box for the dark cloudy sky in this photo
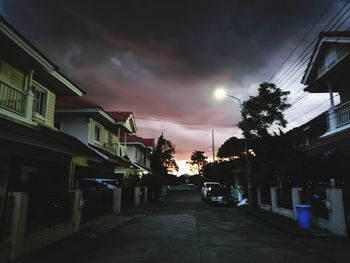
[1,0,347,174]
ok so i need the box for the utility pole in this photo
[211,129,215,162]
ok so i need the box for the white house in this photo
[55,97,138,180]
[125,135,154,175]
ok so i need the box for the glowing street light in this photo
[214,87,227,100]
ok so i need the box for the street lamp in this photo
[214,87,253,207]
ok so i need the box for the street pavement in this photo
[22,188,350,263]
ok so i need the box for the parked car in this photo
[202,182,222,199]
[206,186,233,206]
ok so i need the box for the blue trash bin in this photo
[296,204,312,229]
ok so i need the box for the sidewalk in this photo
[242,207,334,238]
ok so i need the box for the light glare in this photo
[214,88,226,100]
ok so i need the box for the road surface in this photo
[23,188,350,263]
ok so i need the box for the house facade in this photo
[55,97,138,182]
[125,135,154,175]
[0,15,105,260]
[301,31,350,234]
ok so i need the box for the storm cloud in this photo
[0,0,346,167]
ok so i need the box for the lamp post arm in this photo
[226,94,242,107]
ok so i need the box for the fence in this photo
[0,193,14,242]
[26,192,73,234]
[276,187,292,209]
[260,186,271,205]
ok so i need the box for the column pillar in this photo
[270,186,278,213]
[144,186,148,203]
[327,189,347,237]
[291,187,302,220]
[328,81,337,131]
[11,192,29,261]
[257,186,262,207]
[134,186,140,206]
[71,190,83,233]
[113,187,122,214]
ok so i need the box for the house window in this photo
[95,125,101,142]
[33,86,47,116]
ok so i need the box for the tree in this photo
[239,82,290,139]
[217,137,245,159]
[151,134,178,177]
[188,151,208,174]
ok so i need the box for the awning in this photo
[0,117,102,162]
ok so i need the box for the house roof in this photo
[56,96,101,110]
[55,97,136,134]
[125,135,154,148]
[302,31,350,88]
[0,117,102,162]
[107,111,133,122]
[0,16,85,96]
[89,144,138,168]
[107,111,137,134]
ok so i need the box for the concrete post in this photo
[270,187,278,213]
[291,187,302,221]
[326,189,347,237]
[328,81,337,131]
[144,186,148,203]
[113,187,122,214]
[134,186,140,206]
[71,190,83,233]
[11,192,29,261]
[257,186,262,207]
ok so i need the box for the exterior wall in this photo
[126,144,151,167]
[55,115,89,145]
[0,58,56,129]
[24,222,74,255]
[127,146,137,162]
[87,118,120,155]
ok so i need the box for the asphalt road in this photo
[23,189,350,263]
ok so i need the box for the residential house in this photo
[125,135,154,176]
[0,15,103,260]
[55,97,138,183]
[301,30,350,232]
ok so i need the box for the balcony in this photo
[326,100,350,135]
[104,142,118,153]
[0,81,26,115]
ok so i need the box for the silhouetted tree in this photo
[239,82,290,139]
[217,137,245,159]
[188,150,207,174]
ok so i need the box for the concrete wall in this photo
[8,191,83,261]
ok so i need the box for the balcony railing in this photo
[0,81,26,115]
[104,142,118,153]
[328,100,350,130]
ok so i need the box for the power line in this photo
[269,0,337,82]
[272,0,350,87]
[135,115,238,128]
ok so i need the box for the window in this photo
[33,85,47,116]
[95,125,101,142]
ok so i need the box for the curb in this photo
[241,207,334,238]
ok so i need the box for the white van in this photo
[201,181,222,199]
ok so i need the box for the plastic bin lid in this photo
[296,204,312,208]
